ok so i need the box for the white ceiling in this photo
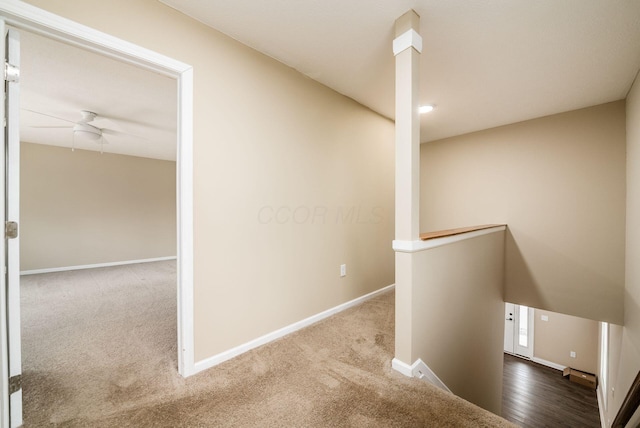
[159,0,640,142]
[20,30,177,161]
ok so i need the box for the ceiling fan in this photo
[25,109,142,152]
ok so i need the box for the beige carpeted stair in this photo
[21,261,514,427]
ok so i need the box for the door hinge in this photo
[8,374,21,394]
[5,221,18,239]
[4,62,19,83]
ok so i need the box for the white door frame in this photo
[4,26,22,427]
[504,302,535,359]
[0,1,195,421]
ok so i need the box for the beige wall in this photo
[602,70,640,427]
[22,0,395,362]
[412,231,505,414]
[533,308,598,373]
[421,102,626,324]
[20,142,176,271]
[622,70,640,428]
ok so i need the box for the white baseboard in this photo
[20,256,177,276]
[391,358,451,393]
[391,358,414,377]
[596,384,607,428]
[194,284,396,375]
[412,358,451,393]
[531,357,566,371]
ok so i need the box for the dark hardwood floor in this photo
[502,353,601,427]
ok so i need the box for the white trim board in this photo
[194,284,395,375]
[393,29,423,56]
[391,358,451,393]
[0,1,187,76]
[20,256,177,276]
[0,0,195,381]
[391,358,414,377]
[531,357,566,372]
[412,359,451,393]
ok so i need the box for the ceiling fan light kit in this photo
[25,109,145,153]
[73,123,102,140]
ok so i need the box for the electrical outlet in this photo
[340,264,346,277]
[541,315,549,321]
[570,351,576,358]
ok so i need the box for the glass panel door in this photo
[514,305,533,359]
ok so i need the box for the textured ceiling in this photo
[20,30,177,161]
[159,0,640,142]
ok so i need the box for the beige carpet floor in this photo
[21,261,514,427]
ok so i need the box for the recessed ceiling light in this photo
[419,105,434,114]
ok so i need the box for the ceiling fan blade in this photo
[28,125,73,128]
[22,109,78,124]
[93,113,160,129]
[102,128,147,140]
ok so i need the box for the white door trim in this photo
[5,26,22,427]
[0,0,195,390]
[0,19,10,428]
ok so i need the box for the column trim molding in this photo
[393,29,423,56]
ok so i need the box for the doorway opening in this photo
[504,302,534,359]
[19,28,179,426]
[0,3,194,427]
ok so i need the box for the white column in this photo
[394,10,421,242]
[393,10,421,368]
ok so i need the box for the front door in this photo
[504,302,534,359]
